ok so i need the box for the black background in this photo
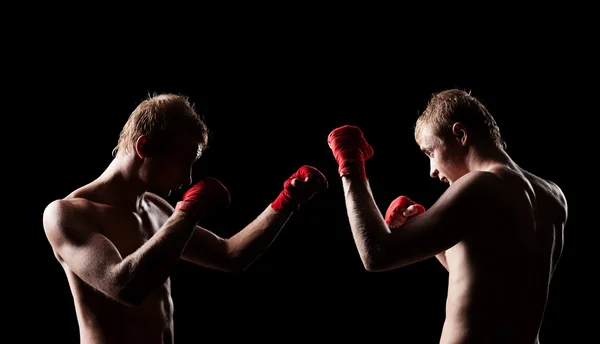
[17,23,587,343]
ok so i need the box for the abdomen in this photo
[443,242,549,344]
[70,272,174,344]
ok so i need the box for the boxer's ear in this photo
[451,122,467,146]
[135,135,152,158]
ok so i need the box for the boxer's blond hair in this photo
[113,93,209,157]
[415,89,506,150]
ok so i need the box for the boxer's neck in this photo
[95,154,147,212]
[465,143,514,173]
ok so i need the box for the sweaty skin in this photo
[342,164,566,344]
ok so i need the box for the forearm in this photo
[182,166,327,272]
[225,205,292,270]
[115,210,197,305]
[342,176,390,270]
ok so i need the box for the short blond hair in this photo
[113,93,209,157]
[415,89,506,150]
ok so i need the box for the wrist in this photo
[172,207,200,225]
[339,160,367,179]
[175,200,197,215]
[270,189,298,213]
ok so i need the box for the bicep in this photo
[376,173,492,270]
[380,207,465,268]
[43,201,124,295]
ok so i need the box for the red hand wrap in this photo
[175,177,231,218]
[384,195,425,225]
[271,165,328,212]
[327,125,374,179]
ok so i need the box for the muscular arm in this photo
[43,199,198,307]
[181,206,293,272]
[342,172,492,272]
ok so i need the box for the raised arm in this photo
[385,195,448,272]
[327,125,489,272]
[42,198,198,307]
[181,205,292,272]
[180,165,328,272]
[341,168,493,271]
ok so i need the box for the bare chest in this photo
[97,208,169,257]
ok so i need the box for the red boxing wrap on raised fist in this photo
[385,195,425,227]
[327,125,374,179]
[175,177,231,219]
[271,165,328,213]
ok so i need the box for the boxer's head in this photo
[414,89,506,184]
[114,93,209,194]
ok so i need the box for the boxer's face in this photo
[417,126,465,185]
[141,135,202,196]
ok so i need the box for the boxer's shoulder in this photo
[442,170,503,200]
[43,197,101,241]
[433,171,516,219]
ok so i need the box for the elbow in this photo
[110,265,149,307]
[362,257,386,272]
[90,282,146,307]
[117,290,148,307]
[357,237,394,272]
[227,255,251,273]
[363,259,406,272]
[223,262,245,274]
[359,251,387,272]
[357,239,384,272]
[232,265,247,274]
[223,242,254,273]
[114,275,158,307]
[359,246,404,272]
[112,283,146,308]
[362,260,376,272]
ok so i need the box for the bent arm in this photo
[341,172,491,272]
[341,177,392,270]
[181,205,293,272]
[43,199,198,307]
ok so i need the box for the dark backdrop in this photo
[21,44,583,344]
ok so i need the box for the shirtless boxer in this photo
[327,89,567,343]
[42,93,328,344]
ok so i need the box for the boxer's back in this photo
[441,166,567,344]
